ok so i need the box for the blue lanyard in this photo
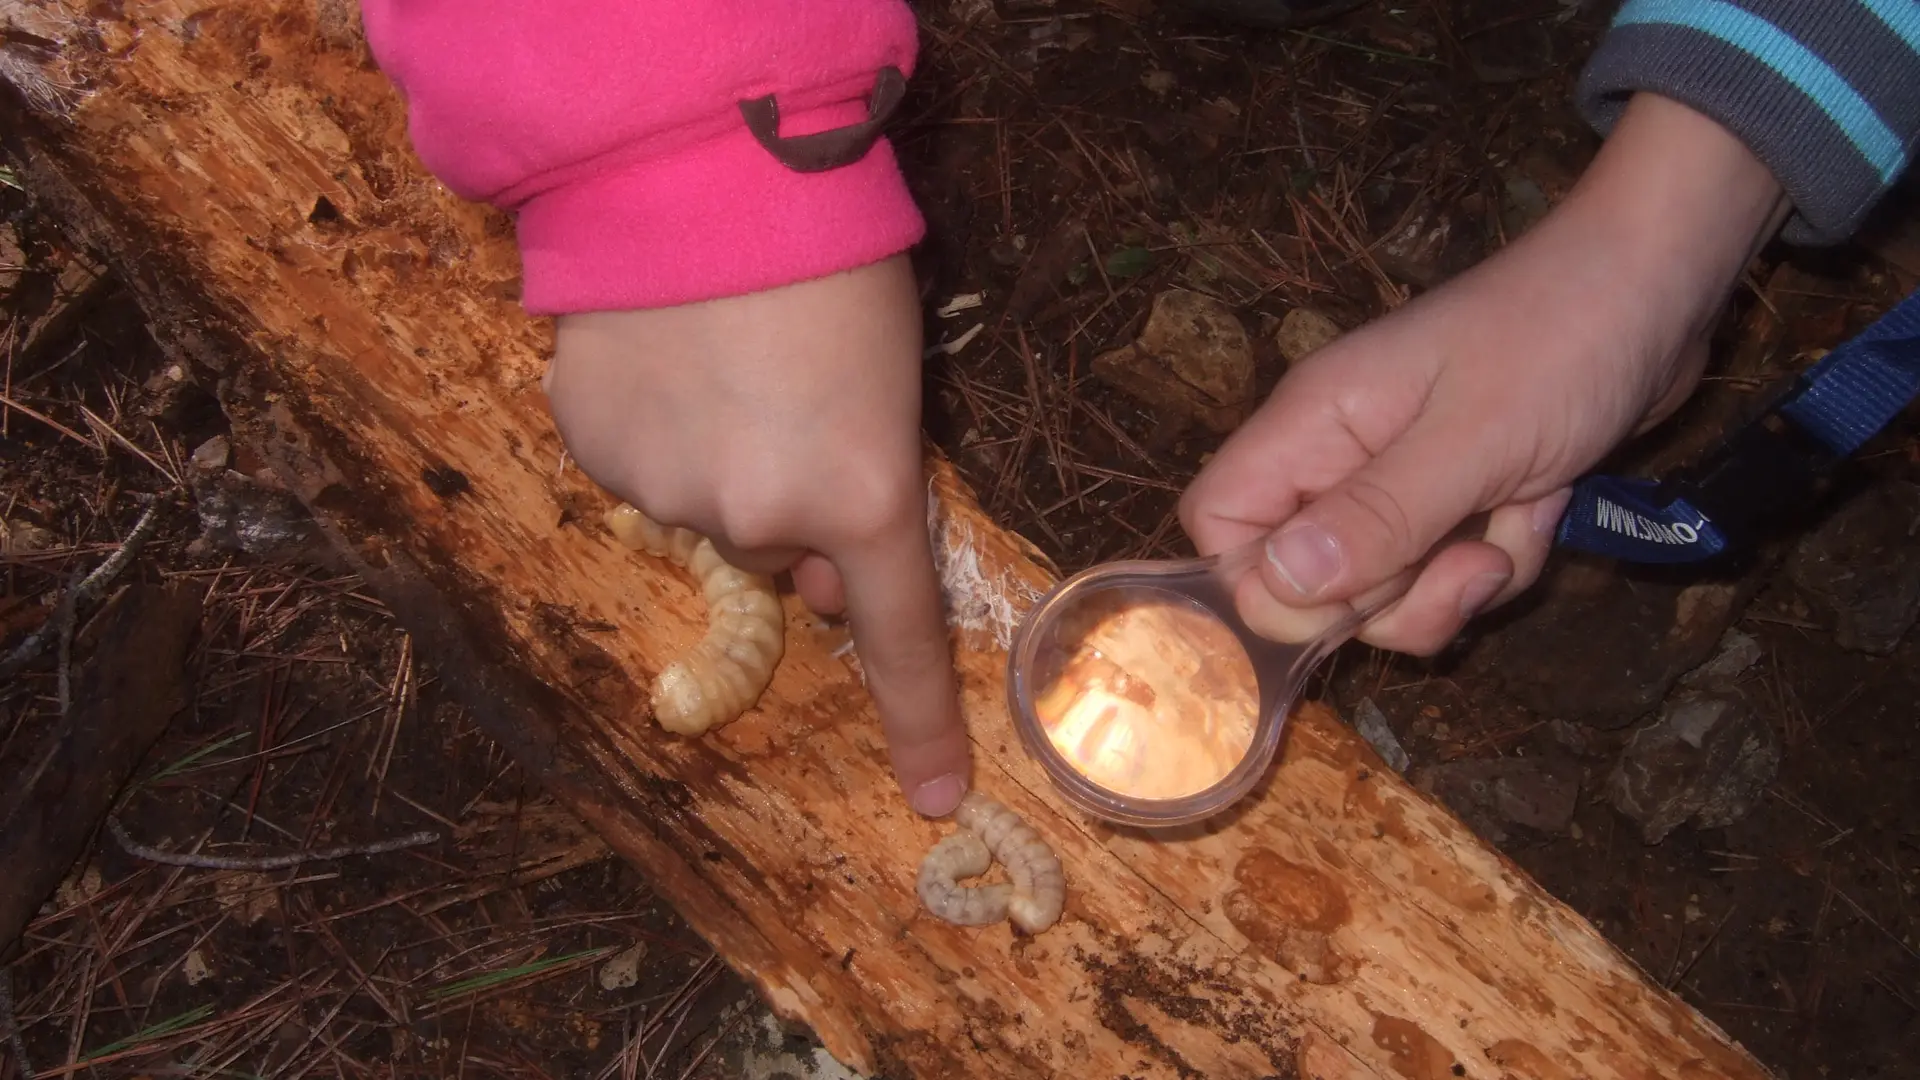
[1552,286,1920,564]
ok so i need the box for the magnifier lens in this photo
[1025,583,1260,802]
[1013,518,1492,824]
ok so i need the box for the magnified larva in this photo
[603,503,785,736]
[919,792,1066,934]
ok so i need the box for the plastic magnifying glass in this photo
[1006,517,1488,828]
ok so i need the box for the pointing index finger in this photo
[831,515,972,817]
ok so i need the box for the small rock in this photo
[183,948,212,985]
[1186,97,1242,152]
[1413,754,1582,844]
[1273,307,1343,364]
[1490,762,1581,833]
[1680,628,1762,691]
[1605,688,1780,845]
[211,871,278,926]
[1351,697,1411,773]
[148,362,187,387]
[1784,481,1920,655]
[1501,174,1551,234]
[187,445,335,567]
[957,426,1006,476]
[191,434,232,471]
[988,238,1026,268]
[720,1006,867,1080]
[137,359,220,435]
[598,943,647,991]
[1092,288,1255,434]
[1465,558,1761,729]
[952,0,999,23]
[1,517,58,554]
[1546,718,1609,758]
[48,865,103,914]
[1372,195,1483,289]
[0,223,24,295]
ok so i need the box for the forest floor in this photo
[3,1,1918,1078]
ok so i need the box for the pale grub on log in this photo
[918,792,1066,934]
[603,502,786,737]
[606,500,1072,935]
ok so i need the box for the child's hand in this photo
[1181,93,1790,655]
[546,254,970,817]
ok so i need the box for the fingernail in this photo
[912,773,966,817]
[1459,571,1511,620]
[1533,489,1574,535]
[1266,522,1343,599]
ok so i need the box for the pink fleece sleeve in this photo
[358,1,928,315]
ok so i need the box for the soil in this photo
[4,1,1918,1078]
[0,226,762,1075]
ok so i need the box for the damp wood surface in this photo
[0,3,1777,1078]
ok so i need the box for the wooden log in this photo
[0,581,203,960]
[0,4,1777,1077]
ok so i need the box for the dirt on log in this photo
[0,4,1777,1078]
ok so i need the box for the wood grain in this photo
[0,4,1775,1077]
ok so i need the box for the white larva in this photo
[602,505,1068,929]
[603,503,785,737]
[918,791,1066,934]
[916,832,1011,927]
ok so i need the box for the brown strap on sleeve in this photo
[738,65,908,174]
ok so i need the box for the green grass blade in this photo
[425,947,611,1002]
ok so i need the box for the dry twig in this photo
[106,818,440,871]
[0,498,165,687]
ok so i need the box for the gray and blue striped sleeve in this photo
[1576,0,1920,244]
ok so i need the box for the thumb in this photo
[1260,419,1497,605]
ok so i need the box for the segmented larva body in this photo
[917,832,1011,927]
[917,792,1066,934]
[603,503,785,737]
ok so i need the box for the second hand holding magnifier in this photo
[1006,516,1488,829]
[1000,281,1920,828]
